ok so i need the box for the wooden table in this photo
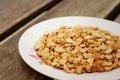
[0,0,120,80]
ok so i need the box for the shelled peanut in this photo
[34,25,120,74]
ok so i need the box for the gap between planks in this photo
[0,12,46,45]
[0,0,62,42]
[105,2,120,20]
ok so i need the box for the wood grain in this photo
[0,12,53,80]
[39,0,120,19]
[0,0,120,80]
[0,0,52,35]
[115,14,120,23]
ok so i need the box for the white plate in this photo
[18,16,120,80]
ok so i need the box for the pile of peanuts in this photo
[34,25,120,74]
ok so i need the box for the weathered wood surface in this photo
[0,0,53,80]
[115,14,120,23]
[0,0,120,80]
[40,0,120,19]
[0,0,52,35]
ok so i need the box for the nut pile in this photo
[34,25,120,74]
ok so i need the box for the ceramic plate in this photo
[18,16,120,80]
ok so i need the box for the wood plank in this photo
[0,12,53,80]
[0,0,52,35]
[41,0,120,19]
[0,0,120,80]
[115,14,120,23]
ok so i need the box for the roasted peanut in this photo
[35,25,120,74]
